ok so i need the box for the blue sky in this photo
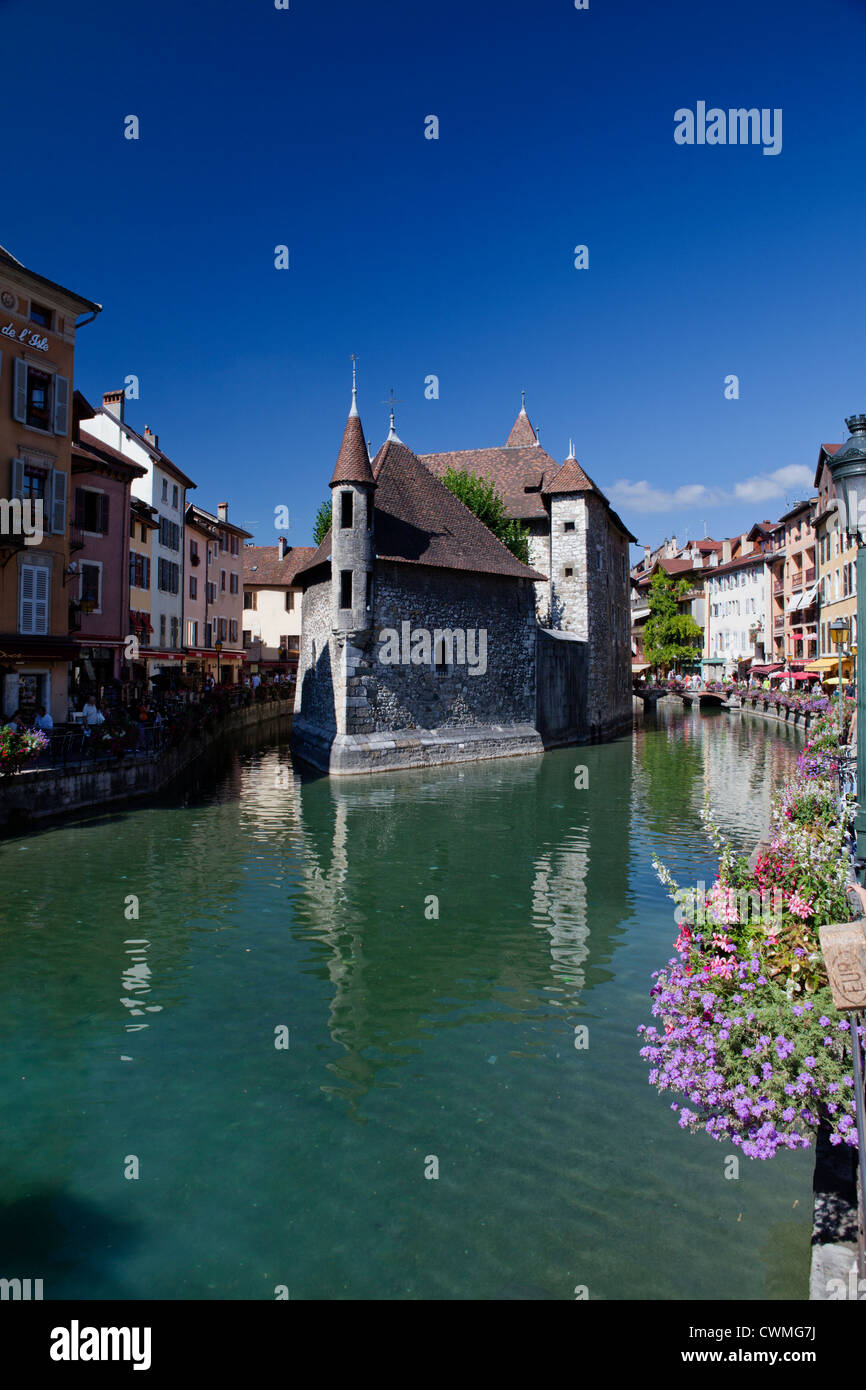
[2,0,865,552]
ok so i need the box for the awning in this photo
[749,663,783,675]
[800,586,818,608]
[805,657,852,673]
[631,662,651,672]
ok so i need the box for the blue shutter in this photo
[51,469,67,534]
[11,458,24,499]
[13,359,26,423]
[53,375,69,435]
[19,564,35,633]
[34,567,49,633]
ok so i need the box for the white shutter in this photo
[11,457,23,499]
[51,469,67,534]
[34,567,49,634]
[53,374,70,435]
[19,565,35,633]
[13,359,27,423]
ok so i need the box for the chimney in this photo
[144,425,159,450]
[102,389,125,423]
[277,536,288,560]
[218,503,228,522]
[643,544,650,563]
[741,534,753,555]
[722,538,732,563]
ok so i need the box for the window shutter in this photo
[53,374,70,435]
[19,565,35,633]
[13,359,27,423]
[35,567,50,632]
[144,556,150,589]
[11,457,24,499]
[51,469,67,534]
[74,487,86,527]
[99,493,110,533]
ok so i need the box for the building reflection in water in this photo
[255,743,636,1111]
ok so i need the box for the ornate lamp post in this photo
[215,639,223,687]
[828,414,866,879]
[830,617,852,731]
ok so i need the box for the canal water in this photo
[0,703,810,1300]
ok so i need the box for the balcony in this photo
[773,580,784,595]
[68,524,85,553]
[774,616,785,631]
[790,573,803,591]
[805,566,816,584]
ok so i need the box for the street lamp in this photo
[829,414,866,876]
[830,616,851,731]
[215,639,223,687]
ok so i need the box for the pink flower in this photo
[787,891,814,920]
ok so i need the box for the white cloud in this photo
[605,479,725,513]
[733,465,813,503]
[606,464,814,514]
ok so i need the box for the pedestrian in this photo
[81,695,103,727]
[33,705,53,731]
[4,709,23,732]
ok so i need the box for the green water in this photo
[0,703,811,1300]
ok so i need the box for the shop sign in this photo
[1,322,49,351]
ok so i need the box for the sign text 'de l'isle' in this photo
[1,323,49,351]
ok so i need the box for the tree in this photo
[313,499,332,547]
[643,570,703,675]
[440,467,530,564]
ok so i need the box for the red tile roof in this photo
[329,412,375,486]
[243,544,317,586]
[505,408,538,448]
[298,438,546,584]
[421,444,561,519]
[541,456,603,497]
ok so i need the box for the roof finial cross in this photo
[383,388,401,437]
[349,353,359,416]
[521,389,526,414]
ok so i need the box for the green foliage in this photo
[441,467,530,564]
[313,499,332,547]
[643,570,703,673]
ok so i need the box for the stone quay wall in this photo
[0,698,292,831]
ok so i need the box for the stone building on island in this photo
[291,388,635,776]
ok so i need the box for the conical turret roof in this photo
[329,402,375,487]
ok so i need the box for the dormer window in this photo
[29,301,52,328]
[340,491,354,528]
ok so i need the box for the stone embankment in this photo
[0,698,292,831]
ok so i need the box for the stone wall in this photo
[548,496,588,636]
[292,559,542,774]
[294,576,339,733]
[536,629,588,746]
[585,498,632,738]
[352,562,537,733]
[525,520,550,620]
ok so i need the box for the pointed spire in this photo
[383,388,402,444]
[567,438,575,461]
[330,372,375,487]
[349,353,359,417]
[506,393,538,447]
